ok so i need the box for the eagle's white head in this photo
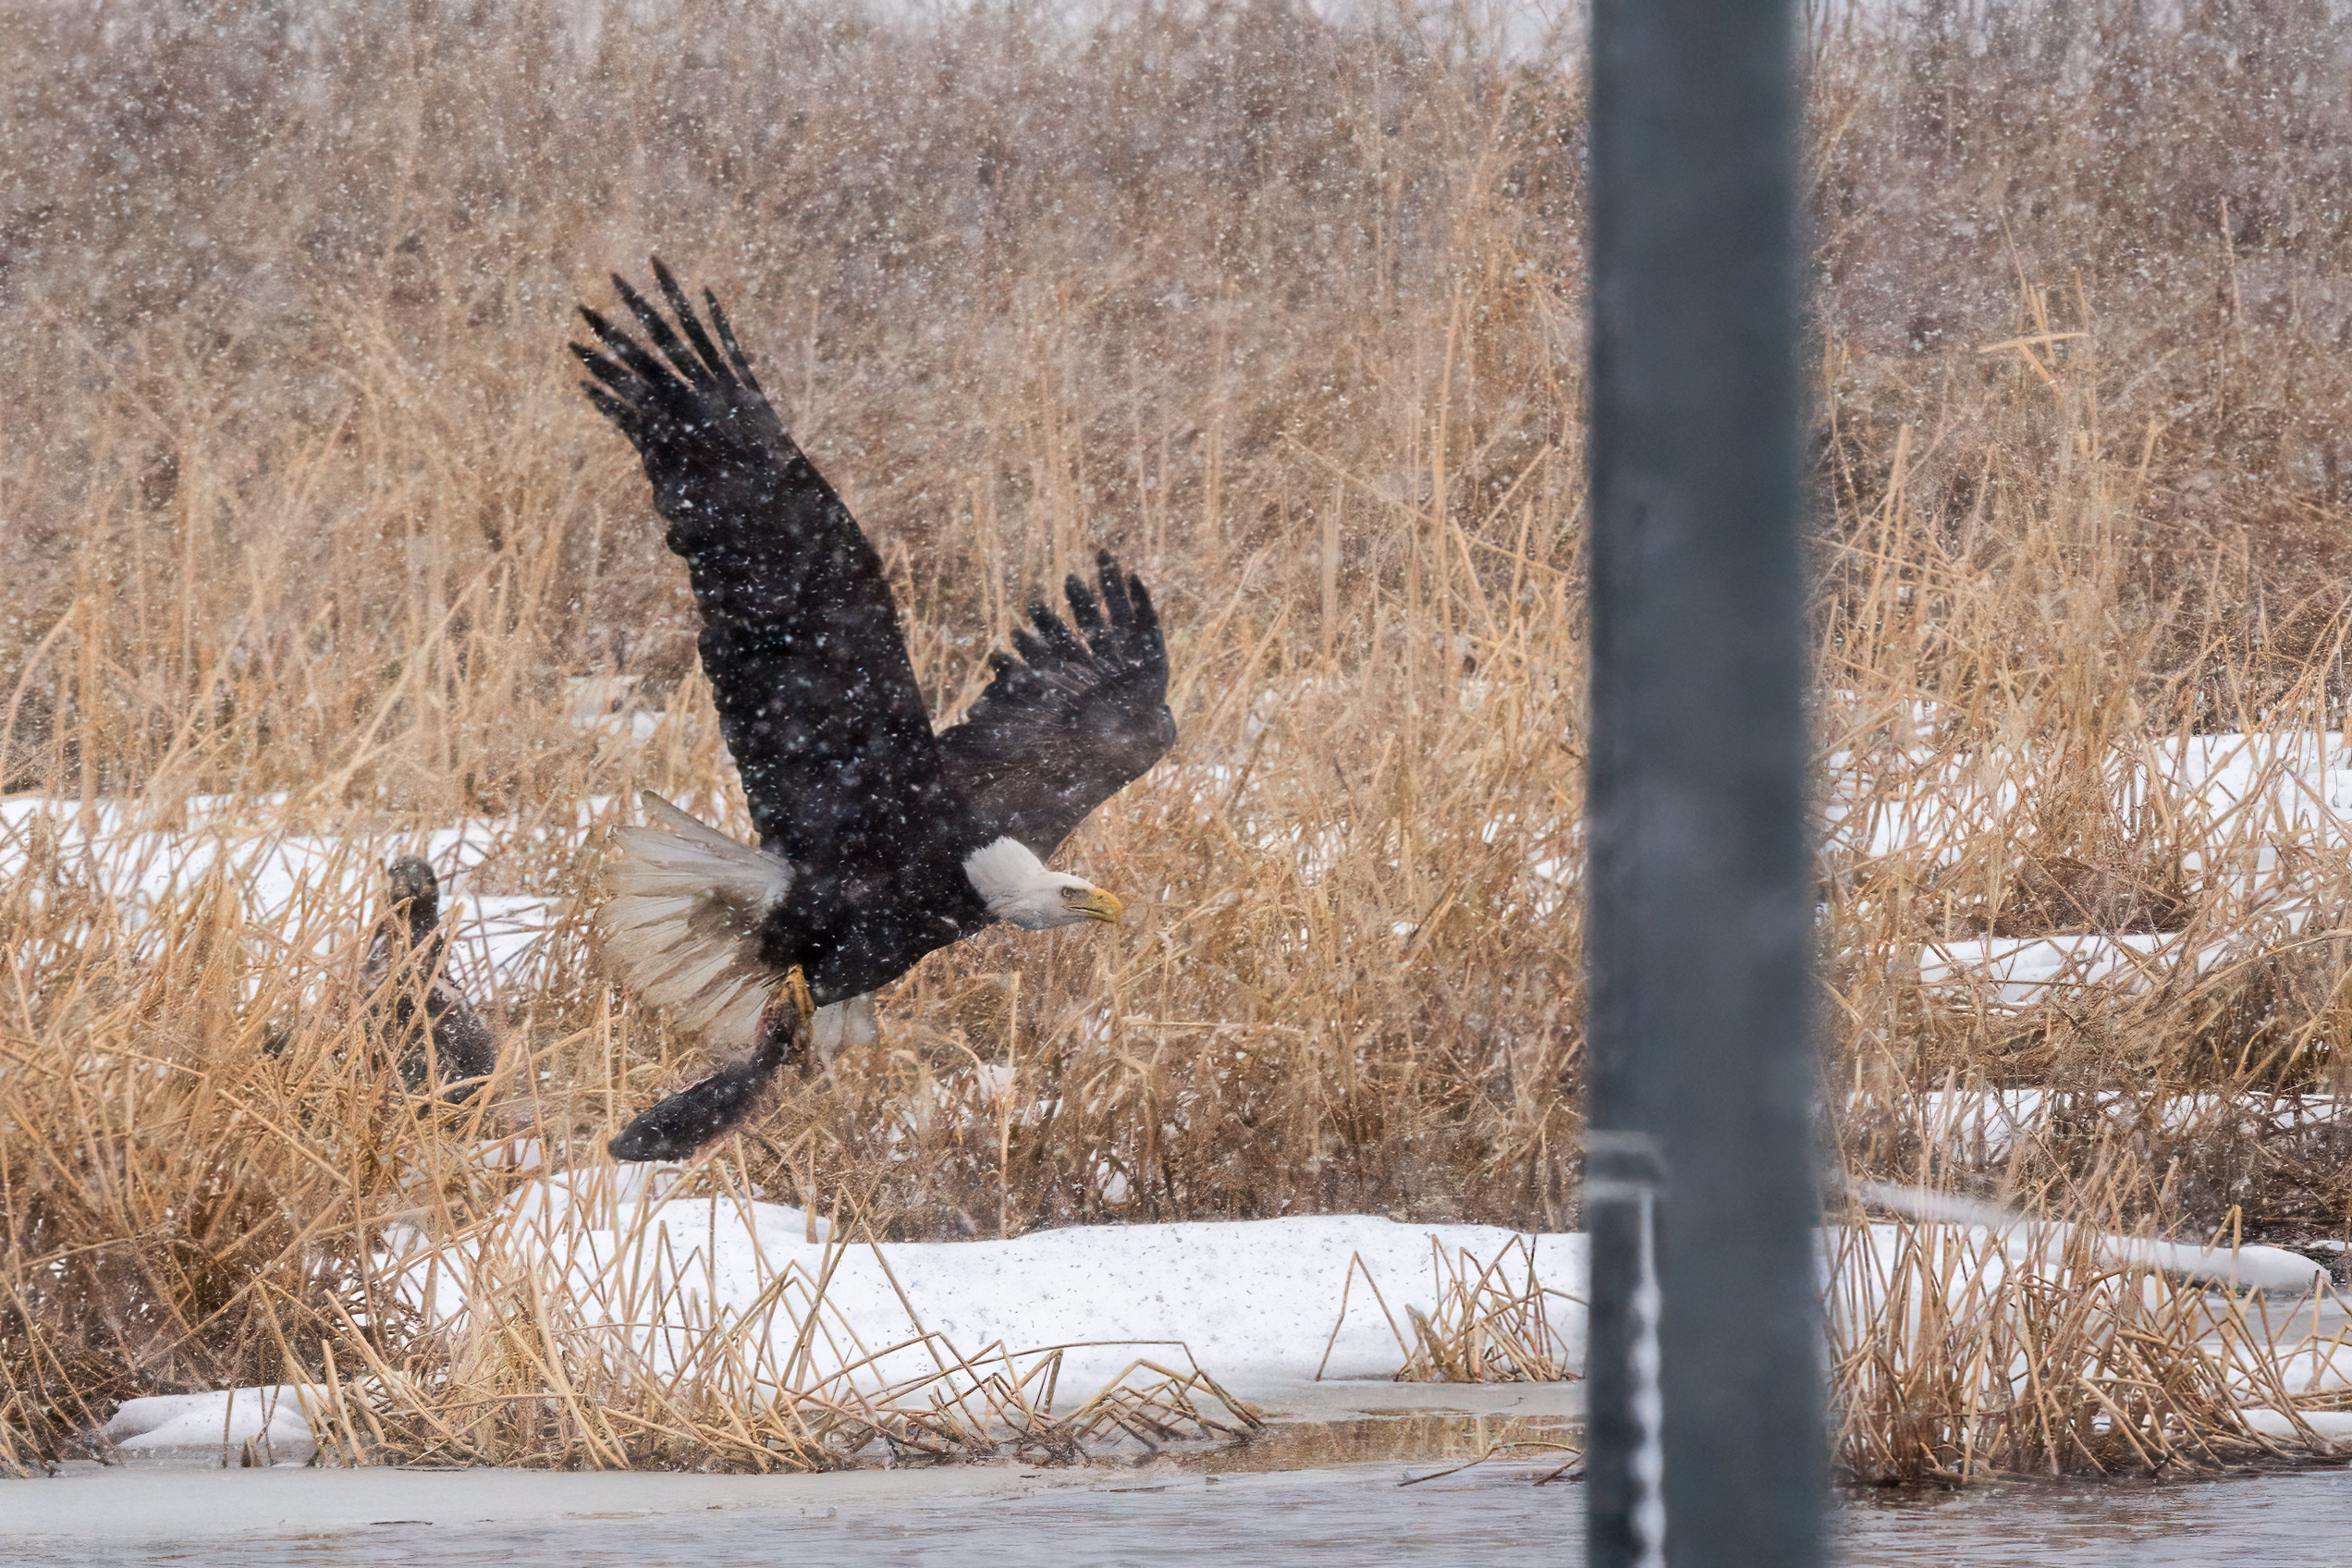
[962,837,1125,930]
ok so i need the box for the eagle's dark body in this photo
[574,264,1175,1159]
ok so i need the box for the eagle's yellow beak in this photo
[1067,888,1125,925]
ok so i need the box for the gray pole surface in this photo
[1583,3,1823,1566]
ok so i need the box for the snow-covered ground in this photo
[102,1386,322,1465]
[89,1184,2352,1473]
[1830,727,2352,871]
[1851,1087,2348,1168]
[25,721,2352,1479]
[0,792,577,998]
[1831,727,2352,1005]
[396,1185,1585,1398]
[92,1205,1587,1468]
[37,716,2337,1020]
[1851,1181,2331,1295]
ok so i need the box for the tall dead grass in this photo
[7,0,2352,1476]
[1824,1199,2348,1484]
[1816,3,2352,1240]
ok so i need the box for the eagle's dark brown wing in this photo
[573,263,957,874]
[934,552,1175,858]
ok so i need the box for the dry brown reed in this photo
[1317,1235,1577,1383]
[8,0,2352,1478]
[1821,1200,2352,1484]
[304,1218,1264,1472]
[1812,3,2352,1248]
[1342,1216,2352,1484]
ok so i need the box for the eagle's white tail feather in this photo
[638,792,756,853]
[647,947,741,1011]
[597,791,793,1047]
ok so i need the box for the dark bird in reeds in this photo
[573,263,1176,1162]
[363,856,499,1100]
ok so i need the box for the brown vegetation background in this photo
[7,0,2352,1469]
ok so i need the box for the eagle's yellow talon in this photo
[783,965,816,1039]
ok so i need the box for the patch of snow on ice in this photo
[102,1386,322,1463]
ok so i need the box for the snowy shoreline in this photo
[71,1193,2350,1472]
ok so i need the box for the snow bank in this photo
[398,1192,1586,1397]
[2241,1408,2352,1446]
[1853,1182,2328,1294]
[1829,729,2352,870]
[111,1187,2352,1468]
[102,1208,1585,1466]
[1856,1089,2346,1168]
[398,1176,2330,1404]
[102,1387,322,1464]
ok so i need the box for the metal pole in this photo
[1584,2,1821,1566]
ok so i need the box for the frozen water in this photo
[7,1452,2352,1566]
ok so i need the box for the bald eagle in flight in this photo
[574,263,1175,1162]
